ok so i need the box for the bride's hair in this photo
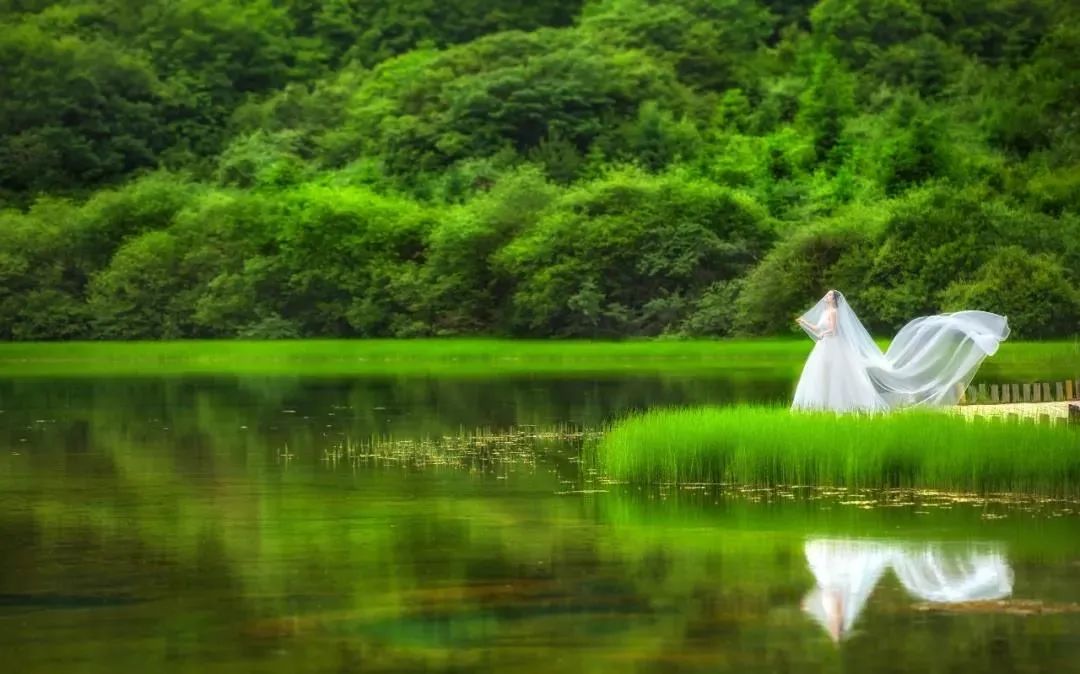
[827,290,842,306]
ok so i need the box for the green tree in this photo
[422,167,557,334]
[325,29,687,183]
[2,0,1080,340]
[877,96,953,194]
[496,169,773,336]
[0,22,166,194]
[735,217,877,335]
[275,185,434,336]
[0,200,89,339]
[292,0,583,67]
[796,54,856,163]
[810,0,930,67]
[87,230,195,338]
[580,0,772,91]
[943,247,1080,338]
[855,187,1028,331]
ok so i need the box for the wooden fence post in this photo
[1042,382,1051,402]
[1067,379,1075,401]
[1056,381,1065,402]
[991,385,1000,403]
[1033,383,1042,402]
[1023,383,1032,402]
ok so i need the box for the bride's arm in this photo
[797,317,822,338]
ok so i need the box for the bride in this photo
[792,290,1010,412]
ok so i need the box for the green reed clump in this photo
[598,406,1080,495]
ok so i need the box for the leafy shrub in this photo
[422,167,557,334]
[735,217,877,335]
[679,279,744,337]
[497,169,773,336]
[943,247,1080,338]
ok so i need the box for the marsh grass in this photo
[0,339,1076,378]
[597,406,1080,495]
[318,425,596,471]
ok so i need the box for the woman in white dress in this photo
[792,290,1010,412]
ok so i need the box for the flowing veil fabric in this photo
[793,291,1010,412]
[890,544,1013,603]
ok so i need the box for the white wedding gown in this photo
[792,291,1010,412]
[792,319,888,412]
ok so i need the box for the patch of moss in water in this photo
[313,426,597,472]
[597,406,1080,495]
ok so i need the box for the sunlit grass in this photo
[597,406,1080,495]
[0,338,1076,378]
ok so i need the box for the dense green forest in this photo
[1,0,1078,340]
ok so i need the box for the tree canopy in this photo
[1,0,1078,339]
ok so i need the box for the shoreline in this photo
[0,339,1076,379]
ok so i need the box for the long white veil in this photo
[796,291,1010,408]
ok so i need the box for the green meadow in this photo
[0,339,1076,379]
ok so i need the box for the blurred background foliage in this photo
[1,0,1078,339]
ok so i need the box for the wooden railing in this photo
[958,379,1079,405]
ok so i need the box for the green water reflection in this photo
[0,376,1077,673]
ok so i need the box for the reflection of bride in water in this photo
[802,538,1013,642]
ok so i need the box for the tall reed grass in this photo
[597,406,1080,495]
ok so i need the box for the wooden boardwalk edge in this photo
[958,379,1079,406]
[950,401,1080,425]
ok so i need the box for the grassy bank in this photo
[597,406,1080,495]
[0,339,1076,379]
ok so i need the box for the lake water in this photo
[1,375,1077,673]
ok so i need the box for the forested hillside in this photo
[1,0,1078,339]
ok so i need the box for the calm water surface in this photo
[0,375,1077,673]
